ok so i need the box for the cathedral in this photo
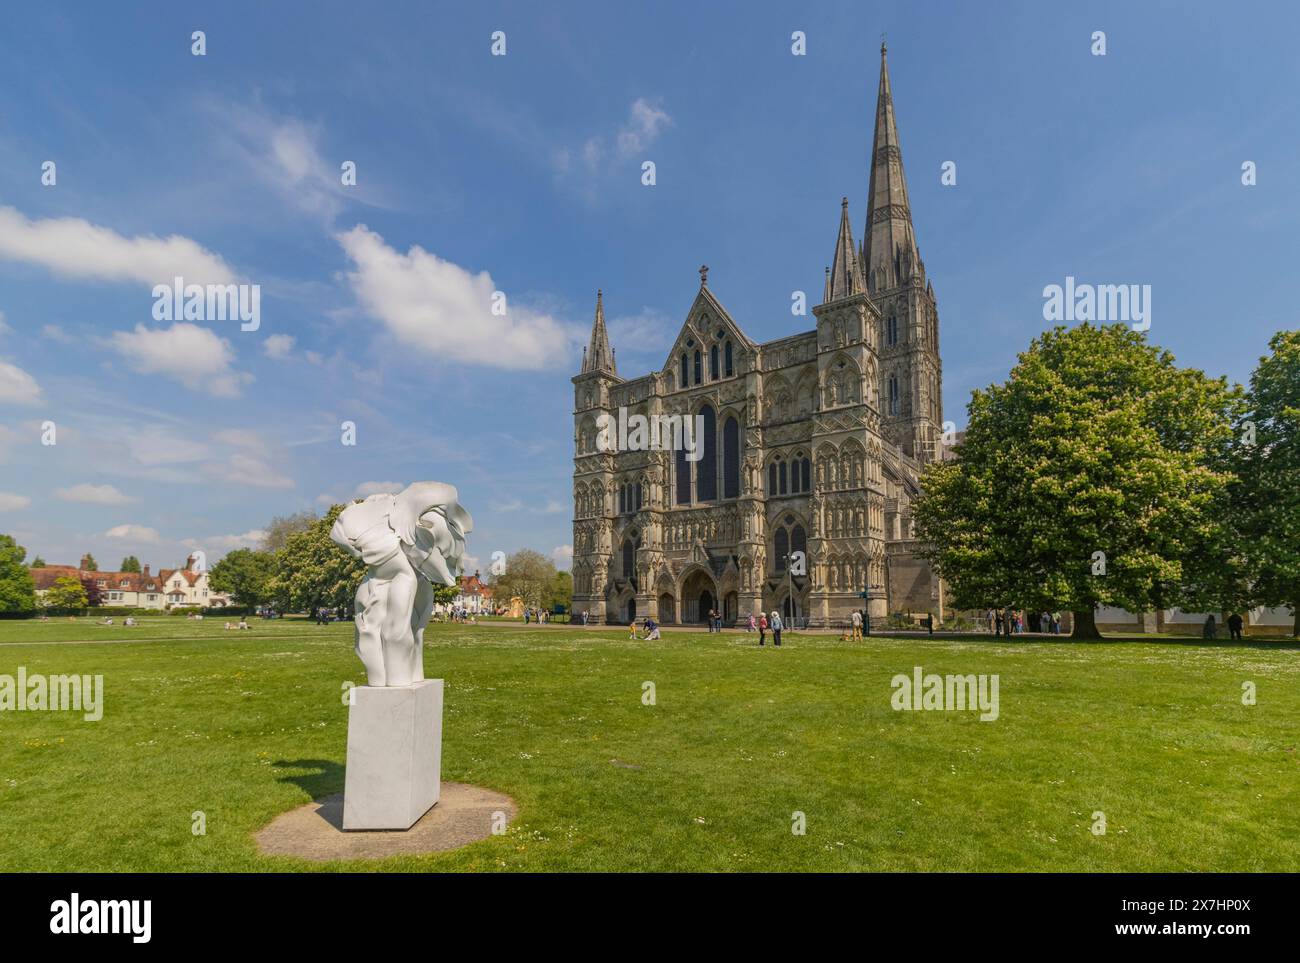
[571,45,946,627]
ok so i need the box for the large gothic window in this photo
[696,405,717,502]
[779,460,788,494]
[887,315,898,346]
[710,345,720,380]
[722,416,740,499]
[768,462,777,496]
[724,341,734,377]
[775,527,789,571]
[622,537,635,578]
[792,524,807,559]
[800,457,811,492]
[675,447,691,505]
[693,351,702,385]
[889,375,900,415]
[680,354,688,389]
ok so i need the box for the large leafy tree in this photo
[914,323,1239,638]
[490,549,557,609]
[80,575,102,607]
[267,505,366,614]
[44,575,88,610]
[118,556,141,573]
[0,535,38,613]
[261,510,319,554]
[209,548,276,611]
[549,570,573,612]
[1231,330,1300,635]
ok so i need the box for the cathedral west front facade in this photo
[571,46,946,627]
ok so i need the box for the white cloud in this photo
[263,333,295,359]
[355,481,402,497]
[0,492,30,511]
[212,428,262,448]
[55,483,134,505]
[543,499,565,514]
[205,452,294,489]
[107,322,251,398]
[184,530,268,552]
[40,324,74,344]
[617,98,672,157]
[337,224,578,370]
[560,98,673,177]
[105,524,161,543]
[0,205,236,286]
[551,544,573,571]
[0,361,42,405]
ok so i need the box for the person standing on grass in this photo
[758,612,768,645]
[1203,614,1217,639]
[851,609,862,640]
[746,613,755,633]
[1227,612,1244,640]
[770,610,783,647]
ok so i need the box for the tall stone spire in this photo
[826,196,865,301]
[580,289,617,375]
[862,42,922,292]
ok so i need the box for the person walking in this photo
[995,609,1004,637]
[1227,612,1244,640]
[1202,614,1217,640]
[770,610,783,647]
[758,612,768,645]
[746,613,755,633]
[851,609,862,640]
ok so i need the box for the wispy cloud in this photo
[106,323,252,398]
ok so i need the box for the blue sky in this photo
[1,0,1297,573]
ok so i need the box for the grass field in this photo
[1,617,1298,872]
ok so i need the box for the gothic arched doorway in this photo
[680,568,719,625]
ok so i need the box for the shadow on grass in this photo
[273,758,344,800]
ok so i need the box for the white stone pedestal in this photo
[343,679,443,831]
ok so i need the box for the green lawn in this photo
[1,617,1297,871]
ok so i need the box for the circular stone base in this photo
[255,783,517,861]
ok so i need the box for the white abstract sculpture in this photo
[329,481,472,830]
[330,481,472,687]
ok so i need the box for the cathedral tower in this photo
[571,290,621,623]
[861,43,943,462]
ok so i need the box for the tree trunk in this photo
[1071,609,1102,640]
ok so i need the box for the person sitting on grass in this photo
[238,618,249,630]
[643,617,660,641]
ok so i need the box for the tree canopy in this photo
[490,549,557,609]
[914,323,1239,638]
[209,548,276,611]
[1230,329,1300,635]
[267,505,366,613]
[118,556,141,573]
[44,575,88,611]
[0,535,38,613]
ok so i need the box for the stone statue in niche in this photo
[330,481,472,687]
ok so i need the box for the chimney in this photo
[143,564,151,576]
[79,554,92,570]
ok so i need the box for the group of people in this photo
[522,608,551,625]
[223,619,250,631]
[705,609,724,632]
[742,611,785,646]
[985,609,1062,636]
[98,616,137,626]
[1203,613,1245,640]
[630,616,661,640]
